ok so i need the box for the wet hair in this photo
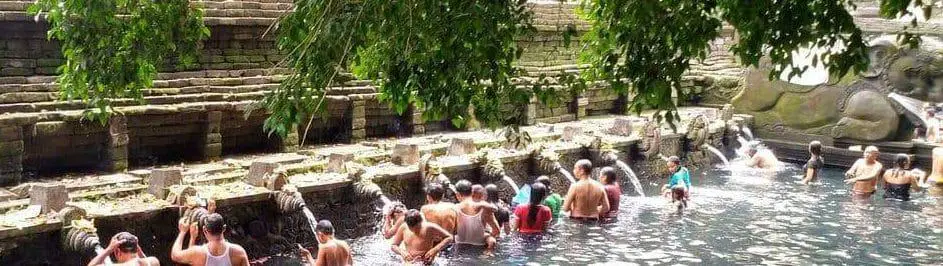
[114,232,138,253]
[535,175,552,190]
[425,183,445,201]
[809,141,822,156]
[404,209,422,227]
[455,179,473,196]
[471,184,485,196]
[203,213,226,236]
[667,156,681,164]
[575,159,593,176]
[528,183,548,225]
[892,153,910,179]
[316,220,335,235]
[485,184,500,204]
[600,166,618,185]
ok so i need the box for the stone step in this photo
[185,171,246,186]
[203,8,287,18]
[0,2,30,12]
[0,184,146,213]
[201,2,293,11]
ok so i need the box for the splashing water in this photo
[379,195,392,206]
[742,127,755,140]
[448,184,459,195]
[888,92,930,126]
[302,207,318,234]
[502,175,521,195]
[557,163,576,184]
[704,144,730,166]
[736,136,752,159]
[615,160,645,197]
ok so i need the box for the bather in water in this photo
[746,143,781,170]
[882,154,922,201]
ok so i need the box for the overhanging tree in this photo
[579,0,933,126]
[28,0,209,124]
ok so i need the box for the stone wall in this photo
[0,1,745,185]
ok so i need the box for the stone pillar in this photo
[609,118,633,136]
[575,92,589,120]
[524,96,538,126]
[350,95,366,143]
[148,168,183,199]
[407,103,425,135]
[29,184,68,213]
[246,161,278,187]
[327,153,354,173]
[274,125,299,153]
[0,125,24,186]
[447,138,477,156]
[101,116,129,172]
[200,111,223,161]
[392,143,420,166]
[562,126,583,141]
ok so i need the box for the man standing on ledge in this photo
[844,146,884,199]
[563,159,610,222]
[299,220,352,266]
[172,213,250,266]
[391,210,453,265]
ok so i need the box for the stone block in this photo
[0,171,21,186]
[562,126,582,141]
[609,118,633,136]
[0,140,23,156]
[202,143,222,161]
[327,153,354,173]
[0,126,22,141]
[147,168,182,198]
[29,184,68,213]
[391,143,420,166]
[447,138,477,156]
[246,161,278,187]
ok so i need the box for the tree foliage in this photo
[264,0,540,137]
[28,0,209,124]
[579,0,932,127]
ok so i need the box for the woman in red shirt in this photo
[513,182,552,233]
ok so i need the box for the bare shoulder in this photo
[230,243,249,257]
[141,257,160,266]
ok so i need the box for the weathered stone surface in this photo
[29,184,68,213]
[0,171,20,186]
[327,153,354,173]
[246,161,278,187]
[391,143,420,166]
[0,126,22,141]
[609,118,633,136]
[562,126,582,141]
[447,138,476,156]
[148,168,183,198]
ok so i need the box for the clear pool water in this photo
[272,164,943,265]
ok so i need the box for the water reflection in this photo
[274,166,943,265]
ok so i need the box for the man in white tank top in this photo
[453,180,500,255]
[172,213,250,266]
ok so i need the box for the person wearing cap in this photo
[87,232,160,266]
[662,156,691,210]
[298,220,352,266]
[172,213,250,266]
[844,146,884,198]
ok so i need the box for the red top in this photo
[603,184,621,218]
[513,204,552,233]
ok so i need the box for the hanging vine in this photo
[28,0,209,124]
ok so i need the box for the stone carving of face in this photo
[886,49,943,102]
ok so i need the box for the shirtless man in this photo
[391,209,453,265]
[299,220,352,266]
[844,146,884,198]
[746,143,781,169]
[171,213,250,266]
[86,232,160,266]
[563,159,610,221]
[420,183,458,234]
[453,180,500,254]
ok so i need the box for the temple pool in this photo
[268,164,943,265]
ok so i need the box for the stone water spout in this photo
[475,150,520,195]
[275,185,318,235]
[584,136,645,196]
[534,145,575,184]
[419,154,458,196]
[59,207,102,255]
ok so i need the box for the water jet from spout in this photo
[302,206,318,235]
[704,144,730,166]
[614,160,645,197]
[502,175,521,195]
[557,163,576,184]
[742,127,755,141]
